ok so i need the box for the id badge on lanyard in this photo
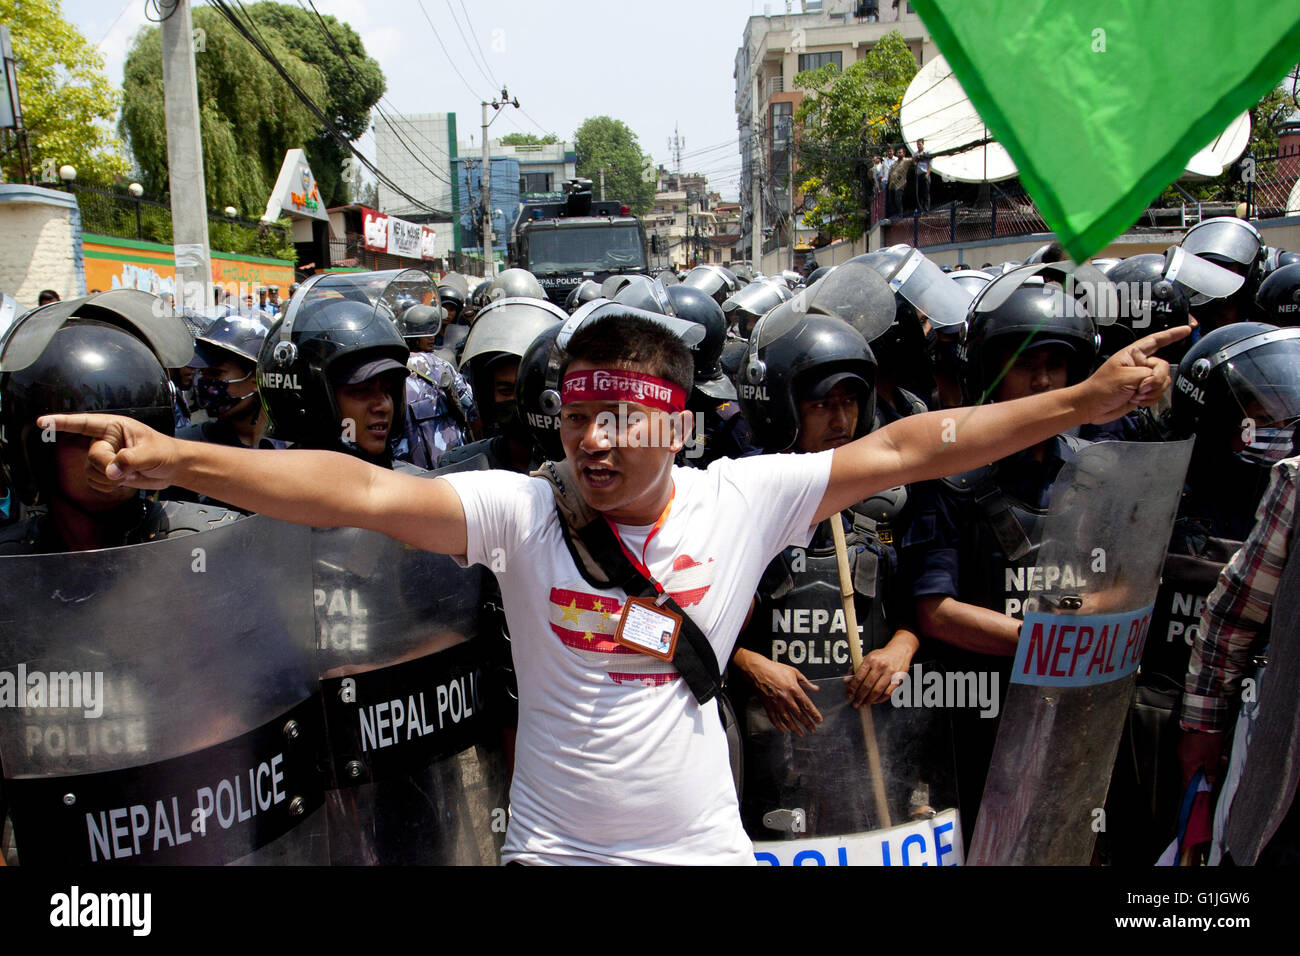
[607,487,683,662]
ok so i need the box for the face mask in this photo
[196,370,254,419]
[1236,425,1296,466]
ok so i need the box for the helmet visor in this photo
[0,290,195,372]
[723,279,788,323]
[888,249,976,329]
[613,275,675,315]
[1164,245,1246,305]
[556,299,706,351]
[1219,333,1300,428]
[460,297,565,368]
[274,269,433,351]
[799,260,895,343]
[1180,219,1261,268]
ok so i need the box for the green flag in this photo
[910,1,1300,261]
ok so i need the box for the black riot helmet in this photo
[1262,247,1300,278]
[721,277,791,337]
[613,275,676,315]
[397,304,444,342]
[1,319,176,505]
[460,296,566,434]
[1101,254,1193,359]
[564,279,603,314]
[1255,263,1300,328]
[256,269,421,451]
[192,313,272,369]
[1180,217,1265,290]
[437,272,469,313]
[515,324,566,461]
[961,265,1099,404]
[850,244,974,332]
[805,265,835,286]
[664,284,732,401]
[1167,323,1300,461]
[486,268,545,302]
[737,313,877,452]
[949,269,993,299]
[681,264,739,306]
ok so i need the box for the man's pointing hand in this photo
[38,414,180,492]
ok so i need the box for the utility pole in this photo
[749,73,762,270]
[481,86,520,279]
[159,0,212,312]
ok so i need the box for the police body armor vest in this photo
[746,500,903,681]
[941,435,1090,626]
[1142,533,1242,693]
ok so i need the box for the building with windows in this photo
[734,0,937,262]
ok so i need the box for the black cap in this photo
[332,356,408,385]
[801,370,868,402]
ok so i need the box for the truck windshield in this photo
[527,224,645,274]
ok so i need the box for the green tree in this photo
[243,2,385,207]
[119,6,339,215]
[793,30,918,240]
[0,0,129,186]
[502,132,558,146]
[574,116,655,215]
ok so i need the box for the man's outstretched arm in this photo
[816,325,1191,522]
[37,414,468,556]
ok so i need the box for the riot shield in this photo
[311,520,508,865]
[742,679,964,866]
[968,439,1193,865]
[0,516,327,865]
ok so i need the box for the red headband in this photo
[561,368,687,414]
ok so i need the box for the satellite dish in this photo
[899,54,1018,183]
[1182,112,1252,179]
[1287,175,1300,216]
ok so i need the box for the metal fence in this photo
[880,182,1049,248]
[69,183,292,258]
[1244,151,1300,219]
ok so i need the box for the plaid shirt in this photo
[1182,456,1300,733]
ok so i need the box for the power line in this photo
[451,0,499,90]
[416,0,487,102]
[299,0,452,189]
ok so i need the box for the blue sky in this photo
[64,0,770,200]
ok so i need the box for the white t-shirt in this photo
[442,451,833,865]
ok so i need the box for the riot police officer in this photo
[438,296,566,472]
[0,294,239,554]
[257,270,506,863]
[899,265,1099,839]
[182,313,279,449]
[734,312,917,723]
[721,277,791,338]
[731,310,935,839]
[394,302,477,470]
[1179,216,1266,329]
[484,267,546,303]
[1256,262,1300,327]
[1106,322,1300,864]
[667,284,759,468]
[258,280,414,469]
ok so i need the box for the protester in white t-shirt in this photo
[47,312,1189,864]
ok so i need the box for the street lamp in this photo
[58,164,76,190]
[128,182,145,239]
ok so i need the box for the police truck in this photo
[507,178,649,306]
